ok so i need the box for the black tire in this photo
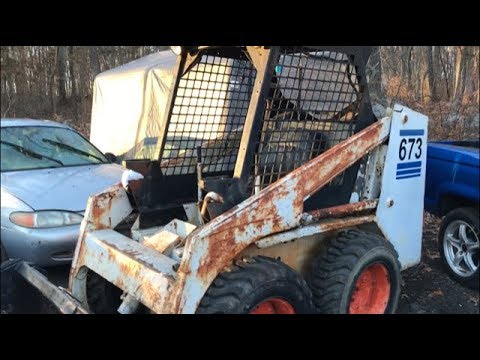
[308,230,401,314]
[438,207,479,289]
[86,270,123,314]
[197,256,314,314]
[85,270,150,314]
[1,260,52,313]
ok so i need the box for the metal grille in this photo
[252,47,362,193]
[161,55,256,175]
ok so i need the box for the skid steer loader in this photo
[1,46,429,314]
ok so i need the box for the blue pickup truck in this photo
[424,139,479,289]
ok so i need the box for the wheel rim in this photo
[349,264,391,314]
[250,298,296,314]
[443,220,479,277]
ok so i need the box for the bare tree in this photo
[88,46,101,77]
[427,46,436,102]
[368,46,383,100]
[454,46,467,102]
[57,46,68,104]
[1,46,478,141]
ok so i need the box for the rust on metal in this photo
[256,215,376,249]
[298,120,389,199]
[122,159,152,177]
[68,184,133,294]
[242,215,376,274]
[307,199,379,221]
[314,215,376,233]
[122,160,152,199]
[168,117,390,314]
[78,229,178,313]
[69,117,390,314]
[90,192,114,230]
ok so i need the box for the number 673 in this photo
[399,138,422,161]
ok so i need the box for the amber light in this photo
[9,212,35,228]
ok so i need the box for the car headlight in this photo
[9,211,84,229]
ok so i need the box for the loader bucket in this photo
[1,259,88,314]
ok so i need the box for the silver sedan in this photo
[1,119,125,266]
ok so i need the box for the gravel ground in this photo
[40,212,480,314]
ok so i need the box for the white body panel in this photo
[376,104,428,269]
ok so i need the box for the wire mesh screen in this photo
[161,55,256,175]
[251,47,362,193]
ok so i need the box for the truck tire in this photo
[439,207,479,289]
[197,256,314,314]
[308,230,401,314]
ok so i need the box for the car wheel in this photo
[439,207,479,289]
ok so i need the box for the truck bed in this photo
[424,140,479,216]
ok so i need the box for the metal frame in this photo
[135,46,376,223]
[233,47,280,190]
[2,47,430,315]
[153,54,186,161]
[68,115,391,313]
[171,116,390,313]
[1,259,89,314]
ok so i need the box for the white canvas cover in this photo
[90,49,360,163]
[90,50,177,160]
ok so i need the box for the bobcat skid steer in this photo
[1,46,428,314]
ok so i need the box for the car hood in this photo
[1,164,125,211]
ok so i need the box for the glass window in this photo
[1,126,107,172]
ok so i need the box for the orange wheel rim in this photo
[349,264,390,314]
[250,298,296,314]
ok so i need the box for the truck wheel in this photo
[197,256,314,314]
[439,207,479,289]
[308,230,401,314]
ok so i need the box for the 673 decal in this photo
[398,129,425,161]
[399,137,422,160]
[396,129,425,180]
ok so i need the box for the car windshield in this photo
[1,126,108,172]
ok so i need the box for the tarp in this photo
[90,50,252,162]
[90,50,177,160]
[90,49,362,162]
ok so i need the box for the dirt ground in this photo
[44,212,479,314]
[397,212,479,314]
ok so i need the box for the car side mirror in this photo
[104,152,117,163]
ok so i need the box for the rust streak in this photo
[90,190,117,229]
[295,120,385,199]
[122,159,151,176]
[170,119,389,313]
[191,121,386,284]
[317,215,375,232]
[308,199,379,220]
